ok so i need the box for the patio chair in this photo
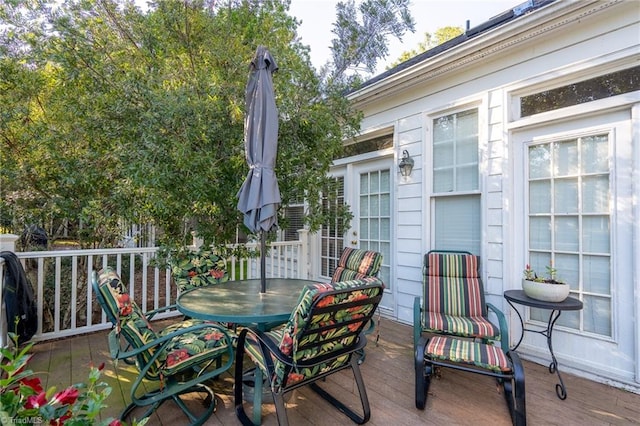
[169,247,228,292]
[331,247,384,363]
[93,268,234,426]
[234,276,385,425]
[413,250,526,425]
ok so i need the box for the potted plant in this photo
[522,263,571,302]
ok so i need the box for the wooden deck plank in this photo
[23,318,639,425]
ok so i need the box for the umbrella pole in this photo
[260,231,266,293]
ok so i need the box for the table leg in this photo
[546,310,568,400]
[253,368,263,424]
[506,300,569,400]
[506,299,525,350]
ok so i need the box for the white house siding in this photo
[349,0,639,391]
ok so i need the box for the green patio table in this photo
[176,277,314,326]
[176,277,316,424]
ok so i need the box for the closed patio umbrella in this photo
[236,46,281,293]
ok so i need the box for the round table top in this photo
[176,278,317,325]
[504,289,583,310]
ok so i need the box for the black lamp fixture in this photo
[398,149,414,177]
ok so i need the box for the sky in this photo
[289,0,518,74]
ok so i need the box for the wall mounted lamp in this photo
[398,150,414,177]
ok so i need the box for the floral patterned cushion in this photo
[244,276,384,392]
[169,248,228,291]
[97,268,231,379]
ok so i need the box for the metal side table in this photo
[503,289,583,400]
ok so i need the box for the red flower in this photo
[51,387,79,405]
[166,348,190,367]
[188,270,198,278]
[286,372,305,385]
[317,295,335,308]
[19,376,43,394]
[204,330,224,341]
[279,333,293,355]
[25,391,48,409]
[210,269,224,279]
[109,420,123,426]
[117,293,132,316]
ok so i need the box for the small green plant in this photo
[523,262,565,284]
[1,331,146,425]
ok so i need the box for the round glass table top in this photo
[177,278,316,324]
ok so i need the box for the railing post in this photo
[0,234,19,252]
[297,229,309,279]
[1,234,19,350]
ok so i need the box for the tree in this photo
[0,0,414,252]
[328,0,415,83]
[387,25,463,69]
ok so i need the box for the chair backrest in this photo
[93,267,162,379]
[423,250,487,318]
[274,277,384,390]
[169,248,227,291]
[331,248,383,282]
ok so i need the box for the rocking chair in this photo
[93,268,234,425]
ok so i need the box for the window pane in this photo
[582,135,609,173]
[370,219,379,239]
[371,173,380,192]
[360,219,369,239]
[555,178,578,213]
[435,195,481,254]
[370,194,379,216]
[457,136,478,164]
[360,195,369,216]
[529,145,551,178]
[554,140,579,176]
[380,194,390,216]
[529,180,551,213]
[582,176,609,213]
[583,255,610,294]
[529,217,551,250]
[555,309,580,329]
[360,175,369,194]
[380,170,390,191]
[529,252,551,275]
[434,143,454,166]
[554,216,579,251]
[582,216,610,253]
[584,295,612,336]
[434,169,454,192]
[555,253,579,289]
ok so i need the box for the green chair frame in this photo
[93,268,234,426]
[234,277,384,425]
[413,250,526,425]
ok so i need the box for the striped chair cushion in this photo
[331,248,383,282]
[423,252,495,338]
[423,313,499,338]
[98,268,231,379]
[426,335,510,373]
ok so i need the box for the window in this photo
[520,66,640,117]
[527,135,611,336]
[320,177,345,277]
[281,204,304,241]
[431,109,481,254]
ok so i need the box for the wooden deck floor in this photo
[28,318,639,425]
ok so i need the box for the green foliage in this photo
[1,0,413,251]
[329,0,415,82]
[0,332,144,425]
[387,25,463,69]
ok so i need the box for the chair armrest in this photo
[487,302,509,353]
[112,321,233,364]
[144,304,178,320]
[413,296,422,353]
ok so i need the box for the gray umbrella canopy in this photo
[236,46,281,292]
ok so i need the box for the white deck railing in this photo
[1,231,309,343]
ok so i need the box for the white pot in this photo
[522,279,570,302]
